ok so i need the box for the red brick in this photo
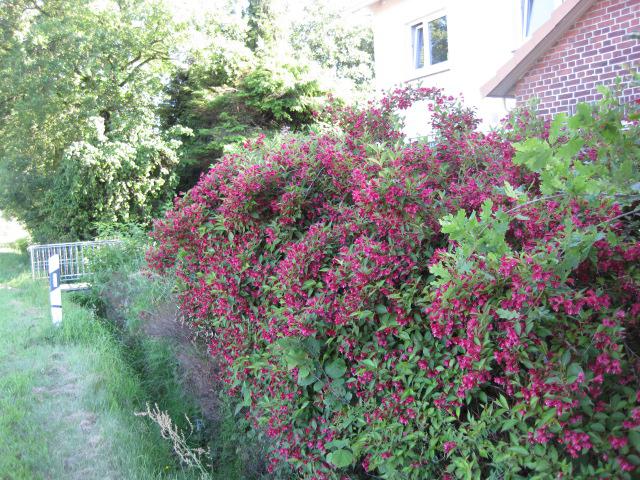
[513,0,640,117]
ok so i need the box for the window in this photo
[522,0,562,37]
[428,16,448,65]
[412,24,425,69]
[412,15,448,70]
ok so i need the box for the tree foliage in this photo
[290,0,374,86]
[0,0,181,241]
[244,0,280,54]
[162,12,327,192]
[0,0,374,240]
[160,0,373,194]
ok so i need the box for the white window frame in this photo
[411,23,425,69]
[408,9,449,79]
[521,0,563,38]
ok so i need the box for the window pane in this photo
[413,24,424,69]
[428,16,448,65]
[526,0,556,36]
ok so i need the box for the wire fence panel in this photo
[27,240,121,282]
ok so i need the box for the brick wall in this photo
[514,0,640,116]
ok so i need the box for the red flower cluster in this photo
[148,87,640,479]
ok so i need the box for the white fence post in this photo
[49,254,62,326]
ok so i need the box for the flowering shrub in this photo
[148,85,640,479]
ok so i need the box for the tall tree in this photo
[0,0,182,241]
[244,0,279,54]
[290,0,374,86]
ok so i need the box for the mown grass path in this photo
[0,251,197,480]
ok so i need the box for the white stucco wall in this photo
[369,0,524,134]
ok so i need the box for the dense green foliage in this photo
[163,51,326,191]
[0,0,373,240]
[162,0,374,193]
[149,86,640,478]
[0,0,183,241]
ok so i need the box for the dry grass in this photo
[136,403,211,478]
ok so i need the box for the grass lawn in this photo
[0,250,201,479]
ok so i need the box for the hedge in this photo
[148,86,640,479]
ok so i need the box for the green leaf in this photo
[540,408,556,425]
[429,262,450,282]
[629,430,640,452]
[325,358,347,379]
[285,349,309,369]
[327,449,354,468]
[509,446,530,456]
[567,363,584,379]
[242,382,251,406]
[557,137,584,159]
[325,439,347,450]
[503,181,523,200]
[568,102,593,129]
[560,350,571,367]
[628,454,640,466]
[297,369,316,386]
[439,209,471,238]
[497,308,519,320]
[361,359,377,369]
[480,199,494,223]
[513,138,552,172]
[302,280,316,291]
[375,304,388,314]
[501,418,519,431]
[548,112,567,143]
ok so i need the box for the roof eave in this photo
[482,0,597,98]
[352,0,382,12]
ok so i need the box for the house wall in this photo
[369,0,524,134]
[514,0,640,115]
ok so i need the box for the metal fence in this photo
[27,240,121,282]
